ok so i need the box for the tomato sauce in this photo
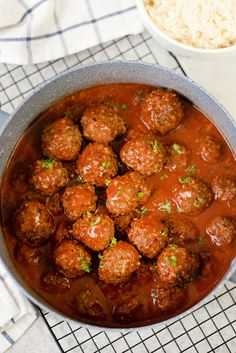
[1,83,236,328]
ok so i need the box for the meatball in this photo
[198,135,222,163]
[113,294,142,322]
[52,221,71,245]
[75,289,107,321]
[14,200,53,245]
[157,244,199,286]
[53,240,92,278]
[15,243,42,266]
[41,271,71,292]
[206,216,236,246]
[212,175,236,201]
[164,217,198,243]
[141,88,184,135]
[81,103,126,143]
[120,133,166,176]
[62,184,97,220]
[73,213,114,251]
[45,192,63,216]
[30,159,68,195]
[42,118,82,161]
[173,176,213,215]
[165,142,191,172]
[98,241,140,284]
[150,281,186,312]
[112,213,134,233]
[128,214,168,258]
[106,171,151,215]
[76,142,118,187]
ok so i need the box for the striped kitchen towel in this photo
[0,0,143,65]
[0,259,37,353]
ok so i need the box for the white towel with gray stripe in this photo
[0,0,143,65]
[0,259,37,353]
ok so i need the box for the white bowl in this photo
[136,0,236,59]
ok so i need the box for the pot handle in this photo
[0,109,11,134]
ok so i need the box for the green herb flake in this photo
[86,211,92,217]
[160,229,166,237]
[172,143,182,155]
[159,201,172,214]
[160,173,168,180]
[105,179,111,186]
[118,161,123,168]
[81,261,91,273]
[170,255,177,266]
[179,175,191,184]
[119,104,127,110]
[42,158,55,169]
[76,175,82,184]
[152,140,160,153]
[98,253,103,260]
[90,216,101,227]
[177,208,186,213]
[134,208,149,216]
[170,244,178,250]
[117,189,123,196]
[164,256,169,262]
[101,161,110,169]
[188,164,197,174]
[109,237,117,247]
[198,236,204,244]
[137,191,144,200]
[193,197,204,207]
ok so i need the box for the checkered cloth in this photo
[0,260,37,353]
[0,0,143,65]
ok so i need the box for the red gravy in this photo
[1,83,236,328]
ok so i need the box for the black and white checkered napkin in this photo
[0,0,143,65]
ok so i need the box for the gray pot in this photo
[0,61,235,330]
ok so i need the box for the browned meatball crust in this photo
[128,214,168,258]
[150,281,186,312]
[106,171,151,215]
[98,241,141,284]
[15,243,42,266]
[53,240,92,278]
[206,216,236,246]
[52,221,71,246]
[45,192,63,216]
[62,184,97,220]
[173,176,213,215]
[14,200,53,245]
[73,213,114,251]
[75,289,107,321]
[165,142,191,172]
[42,118,82,161]
[157,244,199,286]
[81,103,126,143]
[30,159,68,195]
[41,271,71,292]
[212,175,236,201]
[76,142,118,187]
[141,89,184,135]
[120,133,166,176]
[164,216,198,243]
[112,213,134,233]
[198,135,222,163]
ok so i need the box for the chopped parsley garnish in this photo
[172,143,182,155]
[153,166,161,174]
[137,191,144,200]
[170,255,177,266]
[81,261,91,273]
[160,229,166,237]
[101,161,110,169]
[117,189,123,196]
[119,104,127,110]
[118,161,123,168]
[159,201,172,214]
[177,208,186,213]
[42,158,55,169]
[164,256,169,262]
[170,244,178,250]
[134,208,149,216]
[86,211,92,217]
[152,140,160,153]
[113,153,118,159]
[76,175,82,184]
[179,175,191,184]
[109,237,117,247]
[90,216,101,226]
[160,173,168,180]
[198,236,204,244]
[188,164,197,174]
[98,253,103,260]
[193,197,204,207]
[105,179,111,186]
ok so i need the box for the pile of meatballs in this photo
[13,87,236,319]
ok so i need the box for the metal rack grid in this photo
[0,30,235,353]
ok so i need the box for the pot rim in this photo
[0,59,235,331]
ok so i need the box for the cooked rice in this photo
[144,0,236,49]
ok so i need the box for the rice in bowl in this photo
[144,0,236,49]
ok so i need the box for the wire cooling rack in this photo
[0,31,235,353]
